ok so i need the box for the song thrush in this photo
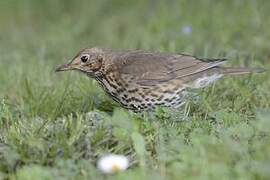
[56,47,264,112]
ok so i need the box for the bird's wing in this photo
[117,50,226,86]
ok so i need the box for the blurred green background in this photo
[0,0,270,179]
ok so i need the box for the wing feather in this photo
[116,50,226,86]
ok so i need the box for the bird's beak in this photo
[55,63,73,72]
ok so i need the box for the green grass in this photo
[0,0,270,179]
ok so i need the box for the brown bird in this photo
[56,47,265,112]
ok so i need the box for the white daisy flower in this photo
[97,154,129,174]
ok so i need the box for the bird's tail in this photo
[219,67,266,75]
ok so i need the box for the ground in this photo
[0,0,270,179]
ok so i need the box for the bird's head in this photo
[55,47,104,76]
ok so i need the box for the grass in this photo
[0,0,270,179]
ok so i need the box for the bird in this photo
[55,47,265,112]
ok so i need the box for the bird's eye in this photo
[80,54,90,63]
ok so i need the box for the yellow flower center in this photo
[111,164,121,172]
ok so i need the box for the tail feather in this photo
[220,67,266,75]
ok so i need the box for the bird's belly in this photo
[109,86,186,112]
[97,77,187,112]
[118,89,187,112]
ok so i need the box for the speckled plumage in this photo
[56,47,264,112]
